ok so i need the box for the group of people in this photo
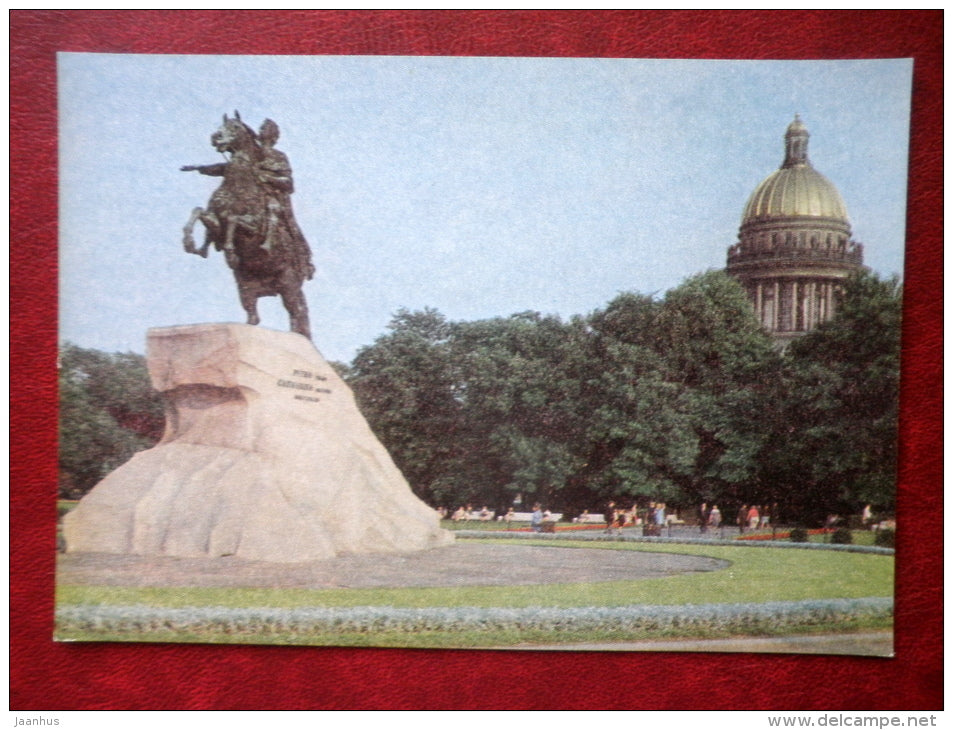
[602,501,670,534]
[442,504,495,522]
[697,503,723,532]
[439,499,881,536]
[440,505,470,522]
[442,504,542,527]
[697,502,778,533]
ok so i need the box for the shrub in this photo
[874,529,895,548]
[789,527,809,543]
[830,528,853,545]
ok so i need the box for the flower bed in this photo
[509,524,607,533]
[453,530,894,554]
[735,529,831,541]
[56,597,892,639]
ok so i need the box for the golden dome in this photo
[741,115,849,224]
[742,165,849,222]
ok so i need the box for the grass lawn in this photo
[56,539,893,647]
[734,529,886,546]
[58,539,893,609]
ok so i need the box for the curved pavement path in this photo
[57,543,730,590]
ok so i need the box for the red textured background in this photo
[10,10,942,710]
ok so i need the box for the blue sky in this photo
[58,55,912,364]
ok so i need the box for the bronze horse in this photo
[182,113,313,340]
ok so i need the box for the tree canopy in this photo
[59,271,901,525]
[346,270,901,524]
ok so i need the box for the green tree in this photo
[656,272,780,507]
[349,309,593,511]
[58,344,164,498]
[348,308,463,506]
[449,312,589,510]
[653,270,779,392]
[581,272,780,513]
[772,272,902,522]
[577,303,693,505]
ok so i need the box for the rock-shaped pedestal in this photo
[63,324,453,563]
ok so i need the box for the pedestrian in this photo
[708,505,722,530]
[604,501,616,534]
[737,504,748,533]
[531,504,544,533]
[613,508,626,534]
[699,502,709,533]
[747,504,760,530]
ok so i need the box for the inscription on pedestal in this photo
[277,368,331,403]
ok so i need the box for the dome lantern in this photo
[783,113,810,168]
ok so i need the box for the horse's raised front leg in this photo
[182,207,208,257]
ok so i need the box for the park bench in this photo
[494,512,563,523]
[573,513,606,524]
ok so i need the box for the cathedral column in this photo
[773,281,780,331]
[803,281,811,330]
[808,281,817,329]
[791,280,799,331]
[802,280,810,331]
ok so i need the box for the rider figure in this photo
[257,119,315,280]
[180,118,314,281]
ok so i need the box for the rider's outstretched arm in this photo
[181,163,227,176]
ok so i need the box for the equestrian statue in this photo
[182,112,315,340]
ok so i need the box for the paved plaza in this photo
[57,542,729,590]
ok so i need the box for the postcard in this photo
[55,53,910,655]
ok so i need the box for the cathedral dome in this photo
[741,115,849,225]
[726,116,864,344]
[741,164,849,223]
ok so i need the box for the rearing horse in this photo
[182,113,312,340]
